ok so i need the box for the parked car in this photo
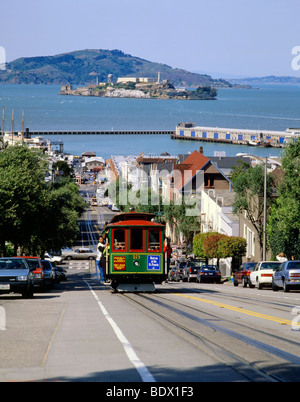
[182,259,206,282]
[41,260,56,289]
[168,267,180,282]
[0,257,35,298]
[249,261,282,289]
[53,266,68,283]
[62,247,97,260]
[272,260,300,292]
[197,265,222,284]
[18,256,45,289]
[176,261,187,280]
[233,262,258,287]
[44,252,64,265]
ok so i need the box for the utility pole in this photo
[1,106,5,135]
[263,157,267,261]
[11,109,14,145]
[22,110,24,145]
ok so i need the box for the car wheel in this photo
[88,256,95,260]
[249,278,255,288]
[283,279,290,293]
[233,279,238,287]
[272,280,279,291]
[65,256,72,260]
[22,285,34,299]
[242,277,247,288]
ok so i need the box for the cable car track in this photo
[167,284,300,320]
[120,291,300,382]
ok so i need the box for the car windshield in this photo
[25,259,40,269]
[245,263,257,270]
[0,259,27,270]
[287,262,300,270]
[260,262,281,270]
[202,266,218,271]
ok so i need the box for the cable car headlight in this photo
[133,260,140,267]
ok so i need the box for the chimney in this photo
[199,146,203,154]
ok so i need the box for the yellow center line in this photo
[175,294,298,327]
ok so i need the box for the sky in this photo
[1,0,300,78]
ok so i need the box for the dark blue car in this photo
[196,265,222,284]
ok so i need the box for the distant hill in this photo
[229,75,300,86]
[0,49,235,87]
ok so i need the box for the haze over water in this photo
[1,84,299,159]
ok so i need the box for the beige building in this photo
[117,77,156,84]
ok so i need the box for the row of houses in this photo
[104,147,282,274]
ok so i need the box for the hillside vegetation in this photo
[0,49,234,88]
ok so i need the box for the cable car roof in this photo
[106,212,164,228]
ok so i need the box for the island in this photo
[59,78,217,100]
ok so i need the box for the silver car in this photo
[0,257,35,298]
[272,260,300,292]
[62,247,97,260]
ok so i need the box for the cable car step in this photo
[116,283,156,293]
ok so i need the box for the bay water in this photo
[1,84,299,159]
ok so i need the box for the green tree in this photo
[164,199,200,245]
[0,146,86,256]
[218,235,247,271]
[202,234,225,266]
[232,162,273,259]
[218,236,247,260]
[31,182,86,255]
[194,233,246,270]
[193,232,219,259]
[0,146,48,255]
[53,160,74,179]
[268,139,300,258]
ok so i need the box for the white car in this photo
[44,253,64,265]
[249,261,281,289]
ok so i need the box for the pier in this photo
[28,130,174,136]
[172,123,300,148]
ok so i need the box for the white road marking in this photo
[85,281,155,382]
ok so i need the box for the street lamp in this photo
[236,153,281,261]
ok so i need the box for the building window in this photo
[204,174,214,188]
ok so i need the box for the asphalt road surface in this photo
[1,198,299,383]
[1,262,300,382]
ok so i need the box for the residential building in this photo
[82,156,105,171]
[172,149,233,201]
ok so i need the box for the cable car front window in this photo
[130,228,144,251]
[113,229,126,251]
